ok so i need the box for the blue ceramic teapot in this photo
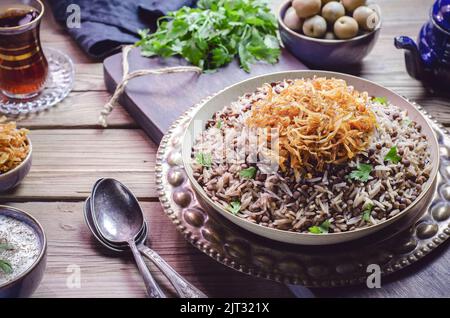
[395,0,450,87]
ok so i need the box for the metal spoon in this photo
[84,197,147,252]
[84,196,206,298]
[91,178,166,298]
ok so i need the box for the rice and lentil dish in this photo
[191,77,432,234]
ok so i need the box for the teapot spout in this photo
[395,36,425,80]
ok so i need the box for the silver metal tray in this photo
[155,97,450,287]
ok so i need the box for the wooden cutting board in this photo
[103,47,308,143]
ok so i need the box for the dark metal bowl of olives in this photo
[278,0,381,69]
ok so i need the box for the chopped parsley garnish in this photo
[348,163,373,182]
[0,259,12,274]
[216,120,222,129]
[239,166,257,179]
[195,152,212,168]
[0,243,14,251]
[403,117,412,126]
[228,201,241,215]
[373,96,388,105]
[362,203,374,222]
[308,219,331,234]
[384,146,402,164]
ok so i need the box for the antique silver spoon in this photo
[88,178,206,298]
[91,178,166,298]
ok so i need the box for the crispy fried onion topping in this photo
[246,77,376,175]
[0,117,29,174]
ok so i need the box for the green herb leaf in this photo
[373,96,388,105]
[216,120,222,129]
[136,0,281,72]
[239,166,257,179]
[0,243,14,251]
[403,117,412,126]
[384,146,402,164]
[0,259,12,274]
[362,211,371,222]
[362,203,373,222]
[308,226,322,234]
[228,200,241,215]
[308,219,331,234]
[195,152,212,168]
[348,163,373,182]
[320,219,331,231]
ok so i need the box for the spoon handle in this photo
[129,240,166,298]
[138,244,207,298]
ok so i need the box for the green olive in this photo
[292,0,321,18]
[303,15,327,38]
[284,6,303,32]
[324,31,337,40]
[334,16,359,39]
[341,0,366,12]
[321,1,345,24]
[353,6,379,31]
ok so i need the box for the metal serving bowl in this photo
[182,70,439,245]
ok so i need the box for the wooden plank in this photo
[0,130,156,200]
[15,91,136,129]
[2,201,292,298]
[71,63,105,92]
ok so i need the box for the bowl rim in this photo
[278,0,382,44]
[0,136,32,179]
[182,70,440,240]
[0,205,47,289]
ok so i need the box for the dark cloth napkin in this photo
[47,0,197,59]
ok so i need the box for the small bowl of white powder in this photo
[0,206,46,298]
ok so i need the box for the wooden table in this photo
[3,0,448,298]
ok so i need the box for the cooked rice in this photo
[191,78,432,233]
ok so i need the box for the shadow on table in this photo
[166,243,294,298]
[289,239,449,298]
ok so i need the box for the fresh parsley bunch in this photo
[136,0,281,72]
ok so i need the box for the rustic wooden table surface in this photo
[3,0,448,298]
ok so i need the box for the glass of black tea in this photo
[0,0,48,99]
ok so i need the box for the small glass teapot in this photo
[395,0,450,87]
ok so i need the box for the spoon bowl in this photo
[83,197,147,252]
[91,178,144,244]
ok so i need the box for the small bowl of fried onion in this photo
[0,118,31,192]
